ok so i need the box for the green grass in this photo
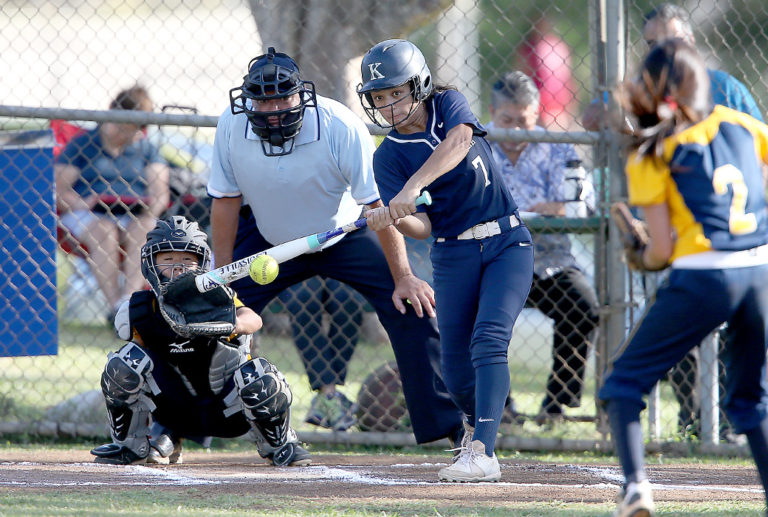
[0,490,763,516]
[0,314,698,443]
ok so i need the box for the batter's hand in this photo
[388,186,422,220]
[365,206,397,232]
[392,273,436,318]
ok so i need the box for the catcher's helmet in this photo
[229,47,317,156]
[141,216,211,296]
[356,39,433,128]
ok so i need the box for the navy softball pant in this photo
[230,212,464,443]
[431,226,534,420]
[599,266,768,434]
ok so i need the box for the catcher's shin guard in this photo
[97,342,160,459]
[229,357,310,466]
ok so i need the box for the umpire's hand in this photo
[393,273,436,318]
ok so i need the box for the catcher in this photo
[90,215,311,467]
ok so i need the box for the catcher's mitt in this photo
[158,270,236,338]
[610,202,662,272]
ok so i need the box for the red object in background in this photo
[518,19,575,129]
[50,119,86,159]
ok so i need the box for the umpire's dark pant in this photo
[230,212,464,443]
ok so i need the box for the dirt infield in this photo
[1,449,763,507]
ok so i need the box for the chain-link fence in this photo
[1,0,765,454]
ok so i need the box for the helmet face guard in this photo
[356,39,433,129]
[357,77,422,129]
[140,216,211,296]
[230,48,317,156]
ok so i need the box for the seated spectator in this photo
[488,71,600,424]
[277,276,365,431]
[55,85,170,321]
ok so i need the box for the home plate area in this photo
[0,451,763,506]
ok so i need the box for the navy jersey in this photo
[373,89,518,238]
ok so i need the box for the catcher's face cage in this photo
[229,52,318,156]
[141,241,211,296]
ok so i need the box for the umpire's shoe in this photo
[91,443,148,465]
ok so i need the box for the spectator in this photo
[278,276,366,431]
[581,2,763,131]
[517,16,577,130]
[208,48,465,447]
[55,85,170,321]
[488,71,600,425]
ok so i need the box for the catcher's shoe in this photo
[268,442,312,467]
[91,443,148,465]
[438,440,500,482]
[253,427,312,467]
[614,480,654,517]
[147,436,184,465]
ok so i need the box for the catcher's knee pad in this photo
[231,357,292,422]
[208,337,248,395]
[100,342,160,454]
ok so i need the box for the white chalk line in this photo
[0,461,762,493]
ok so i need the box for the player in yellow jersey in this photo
[599,38,768,517]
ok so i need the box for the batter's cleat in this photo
[614,479,654,517]
[267,442,312,467]
[438,440,500,482]
[448,420,475,463]
[147,436,184,465]
[91,443,148,465]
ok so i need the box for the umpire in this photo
[207,48,465,445]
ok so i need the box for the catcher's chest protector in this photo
[129,291,216,363]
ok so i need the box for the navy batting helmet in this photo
[357,39,433,128]
[141,216,211,296]
[229,47,317,156]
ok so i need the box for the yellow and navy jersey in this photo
[626,105,768,262]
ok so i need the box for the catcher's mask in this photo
[141,216,212,297]
[229,46,318,156]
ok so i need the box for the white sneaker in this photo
[460,420,474,449]
[449,420,475,463]
[614,479,654,517]
[438,440,500,482]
